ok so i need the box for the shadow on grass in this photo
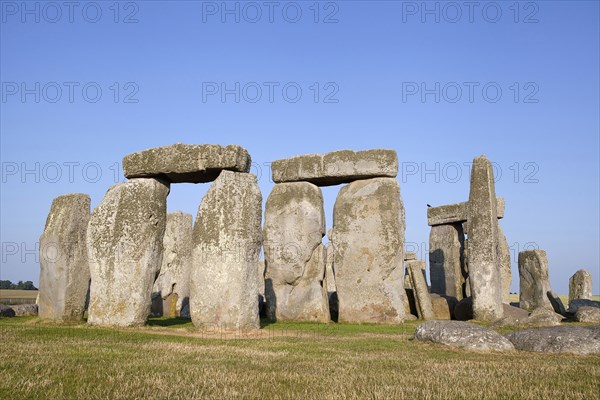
[147,317,193,327]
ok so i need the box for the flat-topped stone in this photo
[123,143,251,183]
[427,198,505,226]
[271,149,398,186]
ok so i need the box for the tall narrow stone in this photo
[429,223,465,300]
[332,177,406,323]
[190,171,262,329]
[569,269,592,304]
[38,194,91,321]
[497,222,512,303]
[87,178,169,327]
[518,250,552,310]
[407,260,434,320]
[152,211,193,318]
[264,182,329,322]
[467,155,503,321]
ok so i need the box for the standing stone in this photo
[190,171,262,330]
[407,260,434,320]
[257,260,266,317]
[87,179,169,327]
[324,242,338,322]
[429,223,465,300]
[264,181,329,322]
[152,212,193,318]
[518,250,552,311]
[497,222,512,303]
[332,177,406,323]
[569,269,592,304]
[38,194,91,321]
[467,155,503,321]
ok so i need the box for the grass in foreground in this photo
[0,316,599,400]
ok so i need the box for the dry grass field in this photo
[0,316,599,400]
[0,290,38,300]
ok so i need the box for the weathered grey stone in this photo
[430,294,453,320]
[569,299,600,313]
[520,307,563,327]
[407,260,434,320]
[87,178,169,327]
[547,291,566,316]
[324,244,336,294]
[429,223,465,300]
[404,252,417,261]
[467,155,503,321]
[415,321,514,352]
[569,269,592,304]
[575,306,600,323]
[0,305,16,317]
[39,193,91,321]
[123,143,251,183]
[454,297,528,323]
[190,171,262,329]
[258,260,266,317]
[506,326,600,355]
[518,250,552,311]
[427,198,505,226]
[152,211,193,318]
[264,182,329,322]
[11,304,38,316]
[332,177,406,323]
[272,149,398,186]
[497,223,511,303]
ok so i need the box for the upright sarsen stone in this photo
[407,260,434,320]
[264,182,329,322]
[38,194,91,321]
[569,269,592,304]
[497,222,512,303]
[467,155,503,321]
[190,171,262,329]
[429,223,465,300]
[518,250,552,311]
[332,177,405,323]
[152,211,193,318]
[87,178,169,327]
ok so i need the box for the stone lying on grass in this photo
[0,304,16,317]
[11,304,38,316]
[506,326,600,355]
[414,320,514,352]
[568,299,600,314]
[575,307,600,323]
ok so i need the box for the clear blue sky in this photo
[1,1,598,295]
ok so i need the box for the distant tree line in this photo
[0,280,37,290]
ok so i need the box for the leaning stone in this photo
[518,250,552,311]
[427,198,505,226]
[506,326,600,355]
[152,211,193,318]
[568,299,600,313]
[429,223,465,300]
[123,143,251,183]
[264,182,329,322]
[497,223,512,303]
[575,306,600,323]
[547,291,566,316]
[407,260,434,320]
[272,149,398,186]
[415,320,514,352]
[569,269,592,304]
[467,155,503,321]
[190,171,262,330]
[39,193,90,321]
[87,179,169,327]
[332,177,406,323]
[404,252,417,261]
